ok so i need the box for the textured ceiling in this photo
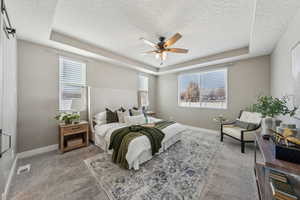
[5,0,58,43]
[52,0,253,67]
[5,0,300,74]
[250,0,300,55]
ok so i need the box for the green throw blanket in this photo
[109,120,175,168]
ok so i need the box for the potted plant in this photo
[249,96,298,133]
[55,112,80,125]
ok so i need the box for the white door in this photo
[0,11,5,155]
[0,13,17,158]
[2,35,17,157]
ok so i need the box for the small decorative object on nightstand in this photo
[58,121,89,153]
[213,115,227,129]
[145,111,156,117]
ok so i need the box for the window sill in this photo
[178,104,228,110]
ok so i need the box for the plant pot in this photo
[261,117,273,135]
[261,117,282,135]
[64,119,73,125]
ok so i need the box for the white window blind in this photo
[59,57,86,111]
[138,75,149,107]
[139,75,149,91]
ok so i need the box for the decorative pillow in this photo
[235,120,249,129]
[93,119,106,126]
[117,110,130,123]
[247,123,258,130]
[118,107,126,112]
[94,111,106,123]
[235,120,258,130]
[124,114,146,125]
[130,109,143,116]
[106,108,119,123]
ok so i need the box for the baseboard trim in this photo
[17,144,58,159]
[184,125,219,134]
[2,155,18,200]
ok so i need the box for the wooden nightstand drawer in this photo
[59,122,89,153]
[62,124,87,135]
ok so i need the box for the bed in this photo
[92,117,186,170]
[87,87,187,170]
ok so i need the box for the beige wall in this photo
[17,39,270,152]
[17,40,157,153]
[156,56,270,130]
[271,9,300,127]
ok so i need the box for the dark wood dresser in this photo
[254,130,300,200]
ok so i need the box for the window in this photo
[59,57,86,111]
[178,69,227,109]
[138,75,149,107]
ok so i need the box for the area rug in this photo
[84,130,222,200]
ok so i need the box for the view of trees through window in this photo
[178,69,227,109]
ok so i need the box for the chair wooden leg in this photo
[241,142,245,153]
[241,131,245,153]
[220,125,224,142]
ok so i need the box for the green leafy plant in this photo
[249,96,298,118]
[55,112,80,124]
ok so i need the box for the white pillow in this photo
[131,109,143,116]
[94,111,106,123]
[117,110,130,123]
[124,114,146,125]
[93,119,106,126]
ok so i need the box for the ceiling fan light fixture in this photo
[140,32,188,63]
[155,53,160,59]
[162,51,167,60]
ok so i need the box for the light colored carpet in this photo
[200,132,259,200]
[8,129,259,200]
[85,130,259,200]
[8,147,106,200]
[85,130,222,200]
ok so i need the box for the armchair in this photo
[221,111,262,153]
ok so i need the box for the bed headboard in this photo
[87,87,138,139]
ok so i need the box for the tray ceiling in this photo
[52,0,253,67]
[5,0,300,74]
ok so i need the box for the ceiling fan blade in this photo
[164,33,182,47]
[140,37,158,48]
[166,48,189,53]
[141,50,159,55]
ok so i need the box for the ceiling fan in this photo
[140,33,189,65]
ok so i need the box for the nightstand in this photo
[58,121,89,153]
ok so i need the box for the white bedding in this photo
[94,117,187,170]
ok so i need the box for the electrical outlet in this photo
[17,164,31,175]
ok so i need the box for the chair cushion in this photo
[235,120,259,130]
[239,111,262,125]
[235,120,249,129]
[223,126,256,141]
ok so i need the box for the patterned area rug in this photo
[85,130,222,200]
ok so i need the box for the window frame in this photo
[177,68,228,110]
[138,75,150,107]
[58,56,87,111]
